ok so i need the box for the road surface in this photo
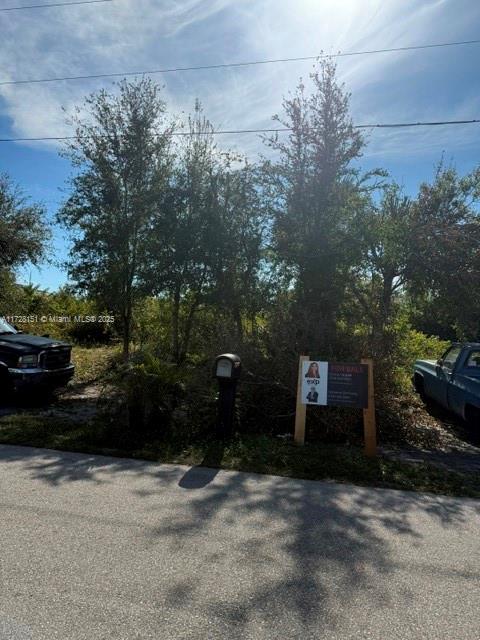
[0,444,479,639]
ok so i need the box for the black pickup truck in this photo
[0,317,74,398]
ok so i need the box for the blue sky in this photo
[1,0,479,290]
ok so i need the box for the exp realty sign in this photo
[301,361,368,408]
[295,355,376,456]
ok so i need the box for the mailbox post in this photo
[214,353,241,438]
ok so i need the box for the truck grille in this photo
[41,347,71,370]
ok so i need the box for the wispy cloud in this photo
[0,0,479,161]
[3,0,479,289]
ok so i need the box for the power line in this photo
[358,119,480,128]
[1,38,479,86]
[0,0,113,11]
[1,119,479,143]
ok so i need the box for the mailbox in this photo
[214,353,242,379]
[214,353,241,438]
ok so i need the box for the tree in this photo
[207,160,267,342]
[58,79,172,356]
[0,174,49,271]
[262,59,366,356]
[0,174,49,314]
[141,103,265,362]
[139,102,221,362]
[407,164,480,339]
[349,183,413,354]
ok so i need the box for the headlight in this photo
[17,354,39,368]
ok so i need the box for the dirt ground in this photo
[0,381,102,423]
[379,395,480,474]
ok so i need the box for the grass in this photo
[0,413,478,499]
[70,345,120,385]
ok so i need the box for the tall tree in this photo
[58,79,172,356]
[141,103,266,362]
[142,102,221,362]
[263,59,365,356]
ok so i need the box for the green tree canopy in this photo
[0,173,49,271]
[58,78,172,355]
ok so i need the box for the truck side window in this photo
[443,346,462,370]
[466,351,480,368]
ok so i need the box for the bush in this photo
[67,318,114,345]
[102,350,218,447]
[392,318,449,393]
[111,353,184,443]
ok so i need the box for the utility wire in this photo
[0,0,113,11]
[1,38,479,86]
[1,119,479,143]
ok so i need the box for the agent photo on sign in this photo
[305,361,320,378]
[301,360,328,406]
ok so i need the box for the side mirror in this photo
[436,358,444,368]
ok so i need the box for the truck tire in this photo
[0,367,13,406]
[413,374,426,400]
[465,405,480,430]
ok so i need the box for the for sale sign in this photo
[301,361,368,408]
[295,355,375,454]
[327,363,368,408]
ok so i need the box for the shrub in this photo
[102,350,218,447]
[392,318,449,393]
[112,353,183,441]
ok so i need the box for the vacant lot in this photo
[1,346,479,499]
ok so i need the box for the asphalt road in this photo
[0,445,479,640]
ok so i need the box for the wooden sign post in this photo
[294,355,309,445]
[361,358,377,457]
[294,355,377,457]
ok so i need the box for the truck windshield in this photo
[0,317,17,334]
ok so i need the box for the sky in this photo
[1,0,479,290]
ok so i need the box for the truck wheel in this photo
[0,368,13,406]
[413,374,426,401]
[465,405,480,432]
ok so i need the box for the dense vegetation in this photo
[1,60,479,446]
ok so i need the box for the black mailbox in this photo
[214,353,241,438]
[214,353,242,380]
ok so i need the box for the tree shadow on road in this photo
[0,444,478,637]
[0,444,168,486]
[146,466,479,637]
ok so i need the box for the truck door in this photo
[448,349,480,417]
[431,345,462,407]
